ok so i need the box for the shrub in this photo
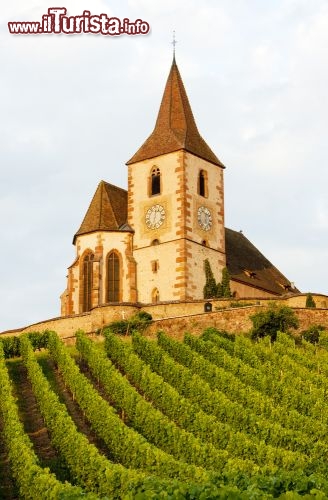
[28,330,50,350]
[133,311,152,322]
[319,331,328,350]
[200,327,235,342]
[0,331,50,358]
[305,293,316,308]
[107,320,130,335]
[106,311,153,335]
[250,303,299,342]
[0,336,21,358]
[301,325,325,344]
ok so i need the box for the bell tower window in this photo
[150,167,161,196]
[198,170,208,197]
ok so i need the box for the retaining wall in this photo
[1,293,328,341]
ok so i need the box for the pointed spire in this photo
[73,181,128,243]
[127,59,224,167]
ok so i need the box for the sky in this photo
[1,0,328,332]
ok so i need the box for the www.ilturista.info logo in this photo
[8,8,150,36]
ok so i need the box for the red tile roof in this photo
[127,58,225,167]
[225,228,299,295]
[73,181,129,243]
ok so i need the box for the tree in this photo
[203,261,232,299]
[221,267,231,298]
[305,293,316,308]
[203,259,218,299]
[250,303,299,342]
[301,324,325,344]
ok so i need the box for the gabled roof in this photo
[225,228,299,296]
[73,181,129,244]
[127,58,224,167]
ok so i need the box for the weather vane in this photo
[172,30,177,57]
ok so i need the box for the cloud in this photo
[1,0,328,330]
[314,200,328,230]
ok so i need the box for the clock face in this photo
[198,206,212,231]
[145,204,166,230]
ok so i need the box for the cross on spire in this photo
[171,30,177,58]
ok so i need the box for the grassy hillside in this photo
[1,328,328,498]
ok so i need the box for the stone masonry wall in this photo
[2,294,328,342]
[144,306,328,341]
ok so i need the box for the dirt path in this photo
[40,356,112,461]
[1,352,115,500]
[77,358,122,414]
[7,359,70,483]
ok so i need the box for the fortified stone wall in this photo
[145,306,257,341]
[2,293,328,341]
[145,306,328,341]
[1,304,140,339]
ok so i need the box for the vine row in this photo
[47,331,211,484]
[19,334,188,498]
[103,330,308,472]
[0,340,95,500]
[131,332,324,461]
[213,332,328,421]
[75,331,252,474]
[182,332,327,435]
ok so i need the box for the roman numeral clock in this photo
[145,204,166,230]
[197,206,212,231]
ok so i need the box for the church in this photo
[60,57,298,316]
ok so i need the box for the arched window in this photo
[107,252,120,302]
[151,288,160,304]
[151,167,161,196]
[82,253,94,312]
[198,170,207,197]
[151,239,160,245]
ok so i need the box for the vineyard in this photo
[1,328,328,498]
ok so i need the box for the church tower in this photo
[61,56,299,317]
[126,57,226,303]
